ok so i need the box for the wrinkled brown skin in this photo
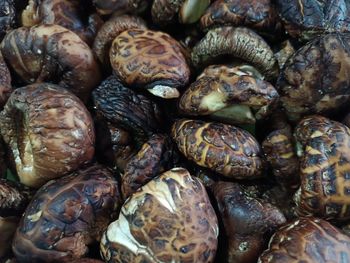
[0,0,16,40]
[278,33,350,122]
[92,0,148,15]
[262,125,299,189]
[93,15,147,68]
[0,24,101,102]
[212,182,286,263]
[171,119,265,179]
[101,168,218,263]
[191,27,279,80]
[0,83,95,188]
[151,0,184,25]
[276,0,350,41]
[0,50,12,109]
[294,116,350,221]
[110,29,190,91]
[94,115,136,172]
[258,217,350,263]
[121,134,177,199]
[0,179,33,217]
[12,164,121,263]
[22,0,104,46]
[92,76,163,145]
[179,64,279,123]
[0,216,19,258]
[201,0,281,34]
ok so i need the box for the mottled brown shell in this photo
[294,116,350,221]
[212,181,286,263]
[262,125,299,188]
[22,0,103,45]
[100,168,218,263]
[278,33,350,121]
[0,50,11,109]
[179,64,278,124]
[0,83,95,188]
[171,119,265,179]
[258,217,350,262]
[0,179,33,217]
[191,27,279,80]
[201,0,281,33]
[92,76,163,145]
[0,24,101,102]
[93,15,147,68]
[121,134,177,199]
[12,164,121,263]
[110,29,190,98]
[92,0,148,15]
[276,0,350,41]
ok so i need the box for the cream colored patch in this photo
[148,86,180,99]
[27,210,42,222]
[106,213,160,262]
[210,104,255,124]
[200,91,226,112]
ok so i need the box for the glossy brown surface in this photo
[12,164,121,263]
[0,83,95,188]
[262,125,299,188]
[93,15,147,67]
[276,0,350,40]
[101,168,218,263]
[0,24,101,102]
[212,182,286,263]
[22,0,103,45]
[258,217,350,262]
[191,27,278,80]
[294,116,350,221]
[0,0,16,40]
[110,29,190,98]
[92,0,148,15]
[92,76,163,145]
[0,50,11,108]
[179,64,278,124]
[278,33,350,121]
[0,179,33,217]
[121,134,177,199]
[171,119,265,179]
[201,0,280,33]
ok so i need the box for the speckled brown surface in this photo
[12,164,121,263]
[278,33,350,121]
[171,119,265,179]
[276,0,350,41]
[110,29,190,97]
[294,115,350,221]
[101,168,218,263]
[259,217,350,262]
[179,64,278,124]
[201,0,281,33]
[121,134,177,199]
[0,50,11,108]
[93,15,146,67]
[0,83,95,188]
[0,24,101,102]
